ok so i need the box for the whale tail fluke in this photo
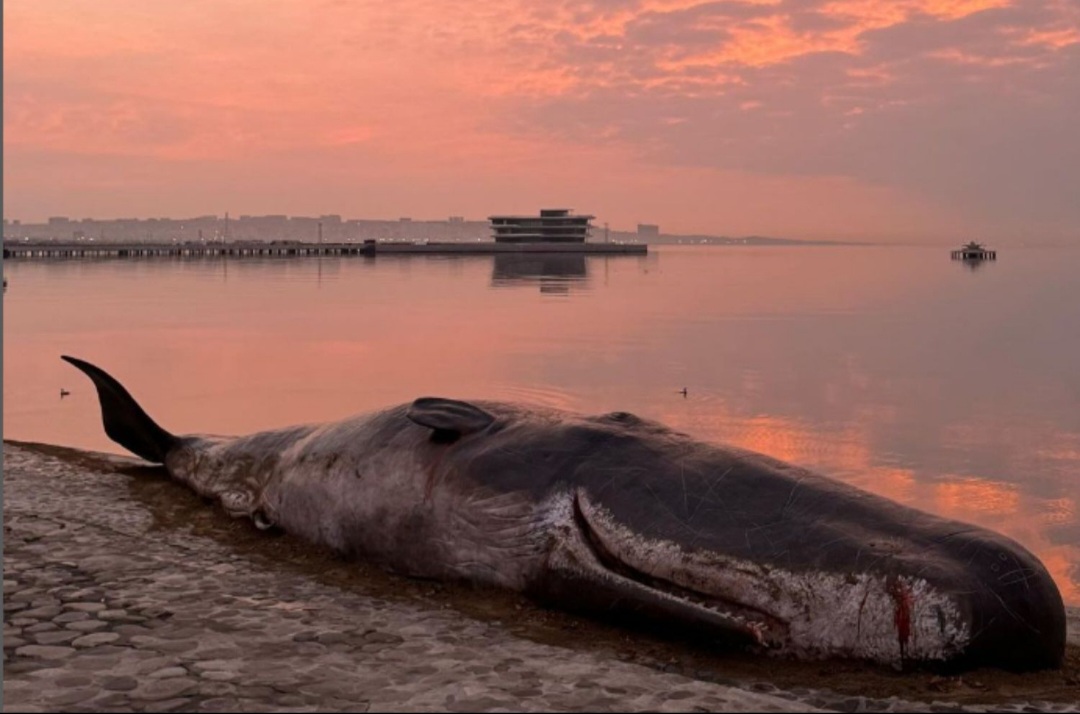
[61,355,178,464]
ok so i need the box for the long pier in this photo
[3,240,646,260]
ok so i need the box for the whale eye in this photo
[867,539,902,554]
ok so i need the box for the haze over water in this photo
[3,245,1079,605]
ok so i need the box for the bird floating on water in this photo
[679,387,688,397]
[60,389,70,398]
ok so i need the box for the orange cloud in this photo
[926,48,1040,67]
[1015,26,1080,48]
[822,0,1009,27]
[657,15,860,71]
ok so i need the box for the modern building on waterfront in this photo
[488,209,594,243]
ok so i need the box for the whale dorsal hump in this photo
[407,398,495,439]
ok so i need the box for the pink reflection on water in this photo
[4,248,1078,605]
[660,405,1080,607]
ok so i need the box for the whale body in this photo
[63,355,1066,671]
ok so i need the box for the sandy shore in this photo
[3,441,1078,713]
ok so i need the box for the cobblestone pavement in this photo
[3,442,1078,713]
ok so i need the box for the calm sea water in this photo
[3,245,1078,604]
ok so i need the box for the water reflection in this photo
[958,257,995,272]
[3,246,1077,604]
[660,407,1080,607]
[490,253,588,294]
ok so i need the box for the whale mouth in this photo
[558,492,788,649]
[561,488,1067,670]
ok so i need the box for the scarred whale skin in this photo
[62,355,1066,671]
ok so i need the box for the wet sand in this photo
[4,441,1078,712]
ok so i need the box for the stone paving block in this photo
[71,632,121,648]
[129,677,200,701]
[100,675,140,691]
[65,619,110,632]
[143,697,195,712]
[14,644,77,660]
[34,630,80,645]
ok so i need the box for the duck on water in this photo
[62,355,1065,672]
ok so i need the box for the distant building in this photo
[951,241,996,261]
[637,223,660,238]
[488,209,594,243]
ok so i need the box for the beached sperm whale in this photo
[62,355,1066,671]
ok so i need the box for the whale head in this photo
[413,402,1066,671]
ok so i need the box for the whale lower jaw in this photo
[538,491,971,668]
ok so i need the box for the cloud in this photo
[3,0,1078,239]
[495,0,1080,235]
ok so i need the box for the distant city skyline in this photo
[0,211,713,244]
[4,1,1079,244]
[4,211,847,247]
[0,210,1061,247]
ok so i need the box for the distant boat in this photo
[951,241,996,261]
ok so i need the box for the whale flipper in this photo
[61,355,177,464]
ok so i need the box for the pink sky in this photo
[4,0,1078,242]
